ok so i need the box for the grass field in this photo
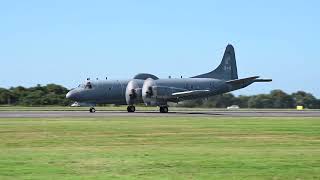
[0,117,319,179]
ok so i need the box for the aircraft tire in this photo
[160,106,169,113]
[89,107,96,113]
[127,105,136,113]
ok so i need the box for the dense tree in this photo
[316,100,320,109]
[0,88,14,105]
[248,94,273,108]
[178,90,320,109]
[270,90,294,108]
[0,84,71,106]
[292,91,318,109]
[235,95,250,108]
[203,94,237,108]
[178,98,203,108]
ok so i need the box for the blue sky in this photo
[1,0,319,96]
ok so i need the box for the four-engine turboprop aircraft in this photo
[66,44,272,113]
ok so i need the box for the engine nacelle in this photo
[142,78,173,106]
[125,80,143,105]
[142,78,156,106]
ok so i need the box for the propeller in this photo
[125,80,142,105]
[129,89,137,99]
[146,86,153,97]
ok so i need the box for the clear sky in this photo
[1,0,319,96]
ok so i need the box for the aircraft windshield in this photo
[77,81,93,89]
[85,82,92,89]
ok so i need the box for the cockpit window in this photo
[85,82,92,89]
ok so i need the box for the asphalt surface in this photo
[0,110,320,118]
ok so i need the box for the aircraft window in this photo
[85,82,92,89]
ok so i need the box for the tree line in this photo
[0,84,319,109]
[179,90,320,109]
[0,84,71,106]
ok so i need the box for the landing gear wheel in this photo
[127,105,136,113]
[160,106,169,113]
[89,107,96,113]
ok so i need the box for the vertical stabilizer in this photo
[192,44,238,80]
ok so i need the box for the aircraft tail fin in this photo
[192,44,238,80]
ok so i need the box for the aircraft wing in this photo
[171,90,210,98]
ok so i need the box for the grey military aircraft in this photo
[66,44,271,113]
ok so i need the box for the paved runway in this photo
[0,110,320,118]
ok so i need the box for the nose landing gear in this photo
[127,105,136,112]
[89,107,96,113]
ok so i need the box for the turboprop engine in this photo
[125,80,143,105]
[142,78,173,106]
[125,74,160,112]
[141,78,156,106]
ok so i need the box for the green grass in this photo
[0,117,320,179]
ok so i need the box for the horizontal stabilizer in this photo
[226,76,272,90]
[226,76,259,85]
[254,79,272,82]
[172,90,210,98]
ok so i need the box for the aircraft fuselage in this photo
[66,78,236,105]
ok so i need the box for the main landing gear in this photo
[89,107,96,113]
[159,106,169,113]
[127,105,136,112]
